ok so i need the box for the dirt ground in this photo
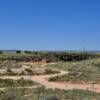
[0,63,100,93]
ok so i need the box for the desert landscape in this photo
[0,51,100,100]
[0,0,99,99]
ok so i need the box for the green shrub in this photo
[44,69,60,74]
[46,95,59,100]
[25,68,34,75]
[16,50,21,54]
[1,88,24,100]
[0,78,36,87]
[6,68,16,75]
[0,51,3,54]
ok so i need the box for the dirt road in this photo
[0,70,100,93]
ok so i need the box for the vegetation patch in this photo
[0,88,100,100]
[44,69,60,74]
[47,59,100,83]
[49,69,100,83]
[0,78,37,87]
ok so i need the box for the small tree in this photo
[0,51,3,54]
[24,51,32,54]
[16,50,21,54]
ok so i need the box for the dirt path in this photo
[0,70,100,93]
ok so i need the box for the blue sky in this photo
[0,0,100,50]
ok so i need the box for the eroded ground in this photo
[0,59,100,93]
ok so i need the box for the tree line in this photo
[0,50,99,62]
